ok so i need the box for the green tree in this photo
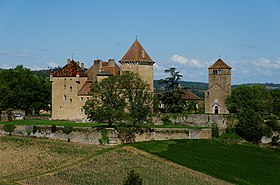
[270,90,280,116]
[158,89,186,113]
[119,71,154,125]
[84,71,153,126]
[159,67,183,91]
[226,85,273,143]
[84,76,126,126]
[123,170,143,185]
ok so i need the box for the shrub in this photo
[32,126,38,134]
[161,114,171,125]
[211,123,219,138]
[63,126,73,134]
[271,135,279,146]
[99,129,110,145]
[51,124,57,133]
[266,116,280,131]
[123,170,143,185]
[3,124,16,135]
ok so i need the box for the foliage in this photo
[117,126,137,143]
[123,170,143,185]
[63,126,73,134]
[158,89,186,113]
[51,124,57,133]
[226,85,273,114]
[270,90,280,116]
[226,85,274,143]
[265,115,280,131]
[158,67,183,91]
[235,109,272,143]
[161,114,172,125]
[84,71,153,126]
[3,124,16,135]
[0,65,51,114]
[32,125,38,134]
[211,123,219,138]
[6,108,14,121]
[132,139,280,185]
[271,135,279,146]
[99,128,110,145]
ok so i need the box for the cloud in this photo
[170,54,205,68]
[0,50,31,58]
[0,64,12,69]
[251,58,279,69]
[47,61,59,68]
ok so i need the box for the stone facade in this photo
[51,40,154,121]
[205,59,231,114]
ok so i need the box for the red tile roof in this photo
[120,39,154,63]
[208,59,231,69]
[78,81,92,96]
[181,90,201,100]
[53,60,88,77]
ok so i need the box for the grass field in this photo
[132,139,280,185]
[0,136,221,185]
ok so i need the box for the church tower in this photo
[119,39,155,92]
[205,59,231,114]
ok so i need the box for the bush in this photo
[266,116,280,131]
[161,114,171,125]
[123,170,143,185]
[211,123,219,138]
[51,124,57,133]
[3,124,16,135]
[271,135,279,146]
[63,126,73,134]
[32,126,38,134]
[99,128,110,145]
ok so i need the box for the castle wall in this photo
[51,77,88,120]
[120,64,154,92]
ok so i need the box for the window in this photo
[64,85,66,89]
[81,97,84,102]
[70,99,72,102]
[80,108,84,113]
[70,86,72,92]
[207,92,209,95]
[213,70,217,74]
[218,69,222,74]
[63,95,66,101]
[86,97,89,101]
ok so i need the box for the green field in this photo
[131,139,280,185]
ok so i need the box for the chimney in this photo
[108,59,115,66]
[81,63,84,70]
[77,61,80,66]
[67,59,71,64]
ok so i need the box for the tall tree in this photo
[159,67,183,91]
[84,71,153,126]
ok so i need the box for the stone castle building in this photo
[205,59,231,114]
[50,39,155,121]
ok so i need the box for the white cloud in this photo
[251,58,279,69]
[47,61,59,68]
[0,64,12,69]
[170,54,205,68]
[154,63,165,71]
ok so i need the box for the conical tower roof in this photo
[208,59,231,69]
[120,39,154,63]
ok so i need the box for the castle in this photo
[205,59,232,114]
[50,39,154,121]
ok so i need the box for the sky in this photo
[0,0,279,84]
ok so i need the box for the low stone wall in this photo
[0,125,212,145]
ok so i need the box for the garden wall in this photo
[0,125,211,145]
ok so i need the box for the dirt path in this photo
[123,146,233,185]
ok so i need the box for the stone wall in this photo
[0,125,211,145]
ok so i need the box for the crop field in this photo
[0,136,226,185]
[132,139,280,185]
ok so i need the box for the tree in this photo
[226,85,273,143]
[159,67,183,91]
[157,89,186,113]
[226,85,273,114]
[270,90,280,116]
[0,65,51,114]
[123,170,143,185]
[84,76,126,126]
[119,71,154,125]
[84,71,153,126]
